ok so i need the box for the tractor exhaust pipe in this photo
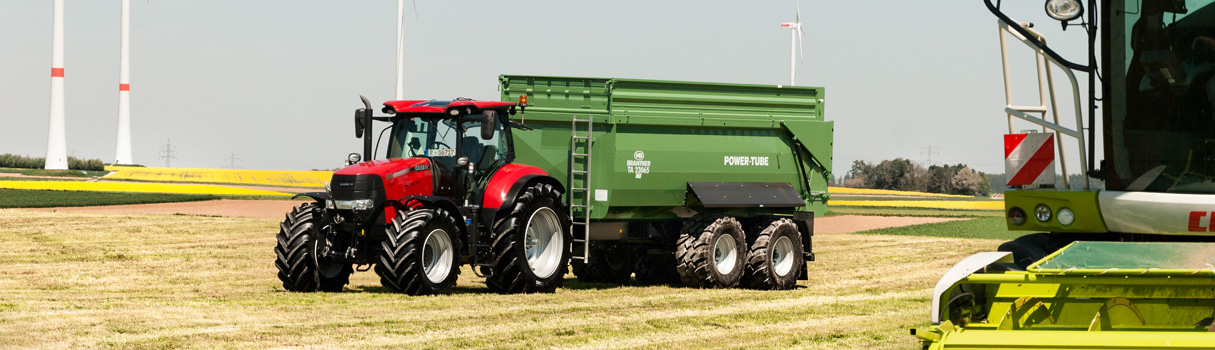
[356,95,374,162]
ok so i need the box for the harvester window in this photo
[1113,0,1215,192]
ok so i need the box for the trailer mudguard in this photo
[686,182,805,208]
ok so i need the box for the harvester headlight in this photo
[1045,0,1083,21]
[346,153,362,165]
[1035,204,1052,223]
[1058,207,1075,226]
[1008,207,1027,226]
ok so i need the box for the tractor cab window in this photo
[460,115,507,174]
[1110,0,1215,192]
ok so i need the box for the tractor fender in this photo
[383,195,468,236]
[291,192,327,205]
[481,164,558,210]
[488,174,567,226]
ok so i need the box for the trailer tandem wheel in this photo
[676,215,747,288]
[742,218,803,290]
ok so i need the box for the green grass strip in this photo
[827,206,1002,218]
[855,217,1023,241]
[0,189,219,208]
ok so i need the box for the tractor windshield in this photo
[386,114,508,173]
[1108,0,1215,192]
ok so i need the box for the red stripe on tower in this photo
[119,84,130,91]
[51,68,64,77]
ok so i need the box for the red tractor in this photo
[275,96,571,295]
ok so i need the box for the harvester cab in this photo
[275,96,572,295]
[914,0,1215,347]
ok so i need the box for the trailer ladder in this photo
[569,115,593,262]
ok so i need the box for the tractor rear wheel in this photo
[676,215,746,288]
[274,202,350,292]
[376,207,461,295]
[742,218,803,290]
[486,183,571,294]
[572,249,633,284]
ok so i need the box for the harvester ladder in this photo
[569,115,593,262]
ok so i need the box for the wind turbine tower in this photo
[114,0,133,165]
[395,0,405,100]
[779,1,805,86]
[45,0,68,170]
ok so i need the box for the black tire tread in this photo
[676,215,744,288]
[743,218,802,290]
[485,183,569,294]
[375,207,461,295]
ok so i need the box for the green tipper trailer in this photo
[499,75,833,289]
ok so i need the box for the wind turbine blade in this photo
[796,0,801,23]
[413,0,418,20]
[798,27,805,65]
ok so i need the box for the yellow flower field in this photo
[0,180,292,196]
[827,186,974,198]
[104,166,330,188]
[829,199,1003,210]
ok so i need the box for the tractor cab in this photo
[380,99,519,202]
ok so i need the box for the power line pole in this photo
[158,138,177,167]
[920,145,940,165]
[224,153,241,169]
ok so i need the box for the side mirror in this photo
[354,109,366,138]
[481,110,498,140]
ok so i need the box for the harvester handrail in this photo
[998,19,1090,189]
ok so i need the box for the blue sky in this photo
[0,1,1095,173]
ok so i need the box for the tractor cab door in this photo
[458,114,509,201]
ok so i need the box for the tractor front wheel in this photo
[486,183,571,294]
[274,202,351,292]
[376,207,462,295]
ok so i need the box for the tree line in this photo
[834,158,992,196]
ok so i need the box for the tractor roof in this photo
[382,99,516,116]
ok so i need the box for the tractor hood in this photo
[334,157,430,178]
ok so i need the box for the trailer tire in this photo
[275,203,350,292]
[676,215,746,288]
[742,218,803,290]
[486,183,571,294]
[634,253,680,285]
[572,249,633,284]
[376,207,461,295]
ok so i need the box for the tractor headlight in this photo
[1058,207,1075,226]
[1035,204,1053,222]
[346,153,362,165]
[1045,0,1083,21]
[332,199,375,211]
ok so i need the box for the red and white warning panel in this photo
[1005,133,1056,187]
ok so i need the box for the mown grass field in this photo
[0,189,220,208]
[0,210,1002,349]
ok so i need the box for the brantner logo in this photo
[634,151,645,161]
[1188,211,1215,232]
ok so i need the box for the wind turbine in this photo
[395,0,405,100]
[114,0,133,165]
[779,1,805,86]
[46,0,68,170]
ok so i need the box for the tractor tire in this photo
[486,183,571,294]
[572,249,633,284]
[375,207,461,295]
[634,253,680,285]
[676,215,746,288]
[742,218,804,290]
[997,232,1052,269]
[274,202,351,292]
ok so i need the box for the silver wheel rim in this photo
[713,234,738,275]
[422,228,453,284]
[524,207,563,279]
[772,236,794,277]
